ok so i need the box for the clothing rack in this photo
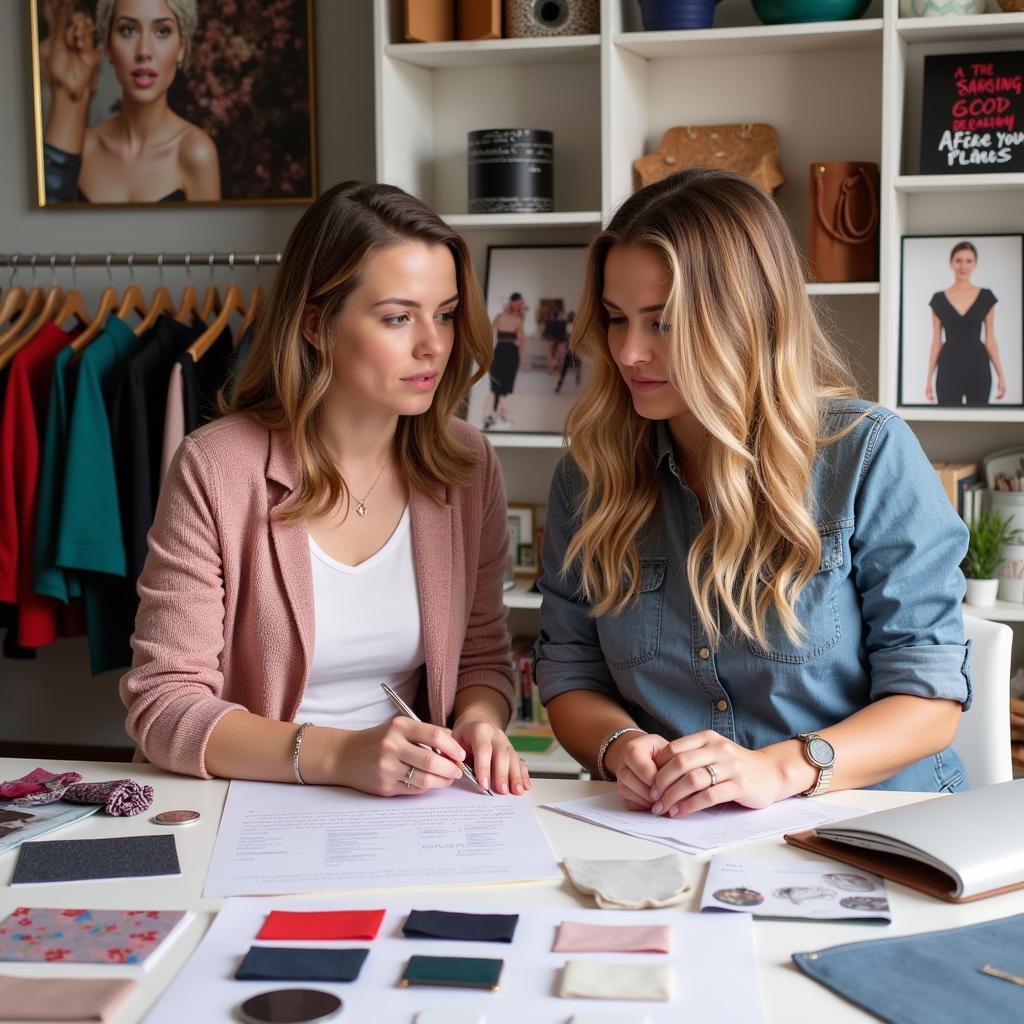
[0,253,281,270]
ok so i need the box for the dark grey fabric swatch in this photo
[403,909,519,943]
[234,946,369,982]
[11,834,180,884]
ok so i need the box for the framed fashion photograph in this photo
[899,234,1024,409]
[466,244,588,435]
[517,543,536,572]
[31,0,316,207]
[507,505,534,574]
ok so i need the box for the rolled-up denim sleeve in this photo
[851,414,972,709]
[534,456,621,705]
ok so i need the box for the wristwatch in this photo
[797,732,835,796]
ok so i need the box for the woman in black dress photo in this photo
[483,292,526,430]
[924,241,1007,406]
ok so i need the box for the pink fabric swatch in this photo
[553,920,673,954]
[0,976,137,1021]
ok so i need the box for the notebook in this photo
[0,908,192,972]
[0,800,99,855]
[785,779,1024,902]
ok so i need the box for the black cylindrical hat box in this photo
[467,128,554,214]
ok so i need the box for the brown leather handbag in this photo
[807,162,879,283]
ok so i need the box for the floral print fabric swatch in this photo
[0,907,188,966]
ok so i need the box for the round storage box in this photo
[468,129,554,215]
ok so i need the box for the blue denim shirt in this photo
[535,401,972,792]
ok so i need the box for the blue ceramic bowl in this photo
[750,0,872,24]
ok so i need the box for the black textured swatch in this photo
[11,834,180,885]
[403,909,519,943]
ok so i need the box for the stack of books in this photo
[930,461,982,524]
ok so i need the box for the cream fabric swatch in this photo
[569,1014,652,1024]
[561,853,691,909]
[560,961,673,1002]
[0,977,137,1021]
[554,920,672,954]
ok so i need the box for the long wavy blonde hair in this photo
[565,168,860,650]
[225,181,493,522]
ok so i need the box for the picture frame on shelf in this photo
[31,0,316,207]
[467,245,588,436]
[899,234,1024,410]
[517,543,536,572]
[507,505,534,574]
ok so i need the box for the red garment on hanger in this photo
[0,323,86,646]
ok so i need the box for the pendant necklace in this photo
[353,461,388,518]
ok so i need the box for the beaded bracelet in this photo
[596,727,646,781]
[292,722,313,785]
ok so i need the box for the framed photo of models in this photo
[466,244,588,435]
[31,0,316,206]
[899,234,1024,409]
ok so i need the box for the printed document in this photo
[204,780,561,897]
[543,791,867,853]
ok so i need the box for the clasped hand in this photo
[610,729,783,817]
[337,716,528,797]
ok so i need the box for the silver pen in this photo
[380,682,495,796]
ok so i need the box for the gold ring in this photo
[706,763,719,787]
[403,764,415,788]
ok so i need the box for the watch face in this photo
[806,736,835,767]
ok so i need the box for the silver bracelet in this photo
[596,727,646,781]
[292,722,313,785]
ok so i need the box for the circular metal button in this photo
[152,809,201,827]
[716,699,728,712]
[698,647,711,660]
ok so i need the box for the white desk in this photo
[1,757,1021,1023]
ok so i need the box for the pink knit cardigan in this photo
[120,414,515,778]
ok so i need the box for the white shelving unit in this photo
[375,0,1024,653]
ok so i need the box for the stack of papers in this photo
[543,792,867,854]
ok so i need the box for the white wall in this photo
[0,0,375,752]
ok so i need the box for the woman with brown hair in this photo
[121,182,529,798]
[536,169,971,816]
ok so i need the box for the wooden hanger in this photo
[200,253,221,320]
[187,274,246,363]
[71,255,119,353]
[0,257,28,327]
[175,254,200,324]
[0,258,46,356]
[239,254,264,339]
[54,256,91,332]
[134,255,174,336]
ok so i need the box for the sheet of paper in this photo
[543,791,867,853]
[203,781,561,897]
[700,855,891,922]
[142,896,763,1024]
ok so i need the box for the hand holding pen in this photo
[381,683,496,796]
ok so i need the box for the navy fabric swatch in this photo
[403,909,519,943]
[793,912,1024,1024]
[234,946,369,982]
[12,834,180,885]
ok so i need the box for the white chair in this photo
[956,614,1014,787]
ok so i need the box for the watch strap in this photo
[797,732,834,797]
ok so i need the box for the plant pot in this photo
[898,0,985,15]
[965,577,1000,607]
[998,578,1024,603]
[638,0,717,30]
[752,0,870,24]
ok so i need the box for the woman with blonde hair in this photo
[536,169,970,817]
[121,181,529,798]
[41,0,219,202]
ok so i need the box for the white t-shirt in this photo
[295,506,424,730]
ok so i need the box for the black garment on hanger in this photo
[178,325,234,431]
[110,314,203,583]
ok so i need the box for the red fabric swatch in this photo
[257,909,386,941]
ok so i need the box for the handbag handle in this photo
[814,165,877,246]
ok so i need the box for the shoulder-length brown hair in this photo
[225,181,492,521]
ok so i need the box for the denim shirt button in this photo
[698,647,711,660]
[715,699,728,711]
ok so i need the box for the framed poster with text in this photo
[919,51,1024,175]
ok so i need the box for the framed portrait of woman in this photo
[899,234,1024,410]
[31,0,316,207]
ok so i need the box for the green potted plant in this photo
[965,509,1022,607]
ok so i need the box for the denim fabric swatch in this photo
[234,945,368,982]
[793,912,1024,1024]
